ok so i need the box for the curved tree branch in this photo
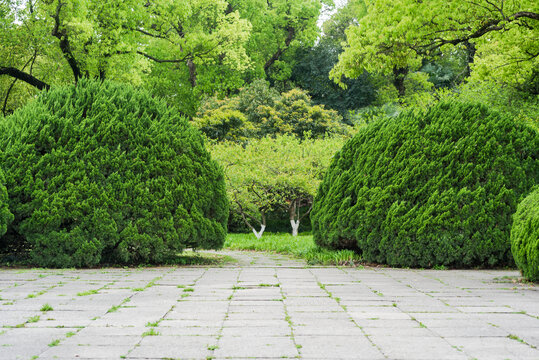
[420,11,538,53]
[0,67,50,91]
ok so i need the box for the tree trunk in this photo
[290,220,300,237]
[264,26,295,74]
[187,59,197,87]
[463,41,476,79]
[392,66,408,98]
[252,224,266,239]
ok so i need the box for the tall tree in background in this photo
[331,0,539,97]
[291,0,376,118]
[0,0,252,115]
[229,0,325,86]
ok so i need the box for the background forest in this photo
[1,0,538,270]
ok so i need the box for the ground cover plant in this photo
[511,187,539,281]
[312,101,539,268]
[0,79,228,267]
[225,233,362,266]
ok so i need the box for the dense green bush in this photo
[511,188,539,281]
[0,168,13,237]
[0,79,228,267]
[312,102,539,268]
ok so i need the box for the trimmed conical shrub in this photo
[511,188,539,281]
[0,79,228,267]
[0,168,13,238]
[312,101,539,268]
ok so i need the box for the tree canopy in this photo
[331,0,539,94]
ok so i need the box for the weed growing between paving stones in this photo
[40,304,53,312]
[225,233,362,265]
[48,339,60,347]
[142,328,160,336]
[77,289,99,296]
[508,334,538,349]
[27,315,39,323]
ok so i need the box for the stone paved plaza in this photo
[0,250,538,360]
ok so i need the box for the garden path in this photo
[1,250,538,359]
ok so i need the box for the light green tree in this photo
[0,0,252,115]
[211,135,345,237]
[331,0,538,95]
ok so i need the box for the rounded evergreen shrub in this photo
[511,187,539,281]
[312,101,539,268]
[0,168,13,238]
[0,79,228,267]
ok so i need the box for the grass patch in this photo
[40,304,53,312]
[142,328,160,337]
[77,289,99,296]
[225,233,363,266]
[27,315,40,323]
[48,339,60,347]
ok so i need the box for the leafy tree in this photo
[0,0,252,115]
[229,0,326,82]
[331,0,539,95]
[291,40,376,117]
[312,101,539,268]
[0,79,228,267]
[257,88,350,139]
[511,187,539,282]
[211,135,345,237]
[193,82,352,141]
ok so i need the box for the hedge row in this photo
[312,101,539,268]
[0,80,228,267]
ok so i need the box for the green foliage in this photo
[225,233,362,265]
[230,0,324,81]
[291,0,375,117]
[0,79,228,267]
[312,101,539,268]
[511,187,539,281]
[0,168,13,238]
[291,40,376,118]
[331,0,538,91]
[211,135,345,234]
[194,82,352,142]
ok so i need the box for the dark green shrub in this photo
[511,188,539,281]
[0,79,228,267]
[312,102,539,268]
[0,168,13,237]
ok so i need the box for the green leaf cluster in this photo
[312,101,539,268]
[193,81,351,142]
[0,168,13,238]
[511,187,539,281]
[331,0,538,90]
[212,134,345,233]
[0,79,228,267]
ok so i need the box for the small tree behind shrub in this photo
[0,79,228,267]
[511,188,539,281]
[312,101,539,268]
